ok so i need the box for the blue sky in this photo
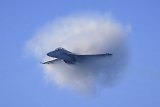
[0,0,160,107]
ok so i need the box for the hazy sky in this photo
[0,0,160,107]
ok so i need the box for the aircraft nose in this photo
[47,52,51,56]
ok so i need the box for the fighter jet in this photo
[41,47,112,64]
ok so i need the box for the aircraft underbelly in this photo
[58,54,76,64]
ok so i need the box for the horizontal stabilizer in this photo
[40,59,61,64]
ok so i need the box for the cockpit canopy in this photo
[55,47,64,51]
[54,47,72,54]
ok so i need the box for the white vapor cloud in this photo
[26,13,129,94]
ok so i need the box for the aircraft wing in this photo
[41,59,61,64]
[74,53,112,57]
[73,53,112,62]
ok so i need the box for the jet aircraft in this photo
[41,47,112,64]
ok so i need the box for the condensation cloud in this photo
[26,13,129,94]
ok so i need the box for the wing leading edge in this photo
[73,53,112,57]
[71,53,112,63]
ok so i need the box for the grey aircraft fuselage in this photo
[41,47,112,64]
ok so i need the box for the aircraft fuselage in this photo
[47,48,76,64]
